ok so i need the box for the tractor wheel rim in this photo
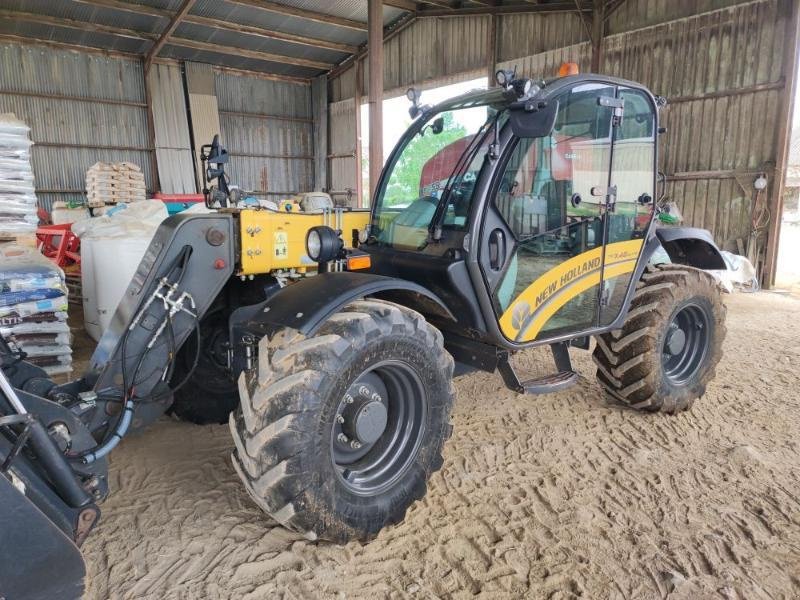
[662,302,710,385]
[331,360,427,496]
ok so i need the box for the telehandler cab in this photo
[0,71,726,597]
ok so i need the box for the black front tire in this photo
[593,264,726,413]
[169,313,238,425]
[230,299,455,542]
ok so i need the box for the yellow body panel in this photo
[238,208,371,275]
[499,239,643,342]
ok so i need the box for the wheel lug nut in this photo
[344,393,354,404]
[350,440,362,449]
[358,385,370,397]
[371,392,382,403]
[336,415,345,424]
[337,433,348,444]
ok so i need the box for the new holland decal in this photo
[499,239,643,342]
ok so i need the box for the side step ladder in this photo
[497,342,579,394]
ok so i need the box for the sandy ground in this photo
[74,291,800,600]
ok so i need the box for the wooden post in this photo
[764,0,800,287]
[590,0,604,73]
[487,13,497,86]
[355,58,364,207]
[368,0,383,203]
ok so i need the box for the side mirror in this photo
[509,99,559,138]
[431,117,444,135]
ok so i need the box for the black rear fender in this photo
[653,226,727,270]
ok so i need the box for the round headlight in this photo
[305,225,344,264]
[306,229,322,261]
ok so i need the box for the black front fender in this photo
[238,271,454,337]
[654,226,727,270]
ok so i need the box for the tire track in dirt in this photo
[82,292,800,599]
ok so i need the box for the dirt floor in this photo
[75,291,800,600]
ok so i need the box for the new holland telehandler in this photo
[0,71,727,598]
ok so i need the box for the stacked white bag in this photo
[0,245,71,376]
[0,114,37,239]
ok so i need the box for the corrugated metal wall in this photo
[496,11,588,61]
[215,70,313,197]
[607,0,747,34]
[602,0,787,254]
[0,42,153,211]
[497,42,592,81]
[330,16,491,103]
[382,16,490,95]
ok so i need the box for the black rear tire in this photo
[593,264,726,413]
[230,299,455,542]
[169,313,238,425]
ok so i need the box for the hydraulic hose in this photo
[79,397,133,464]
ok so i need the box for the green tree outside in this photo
[383,112,466,207]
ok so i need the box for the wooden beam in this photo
[0,33,144,60]
[12,4,358,55]
[384,0,419,11]
[0,89,147,108]
[420,1,457,8]
[418,2,591,16]
[72,0,170,19]
[145,0,197,72]
[604,0,627,21]
[590,0,604,72]
[0,9,157,41]
[183,14,358,54]
[212,65,310,85]
[226,0,367,31]
[169,37,333,70]
[486,12,497,85]
[368,0,383,202]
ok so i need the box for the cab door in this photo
[482,83,618,343]
[598,87,657,327]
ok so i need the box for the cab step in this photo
[497,342,579,395]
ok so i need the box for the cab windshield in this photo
[370,93,504,251]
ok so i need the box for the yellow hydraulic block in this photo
[237,208,370,275]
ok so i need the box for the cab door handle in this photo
[488,229,506,271]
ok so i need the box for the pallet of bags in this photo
[0,113,37,243]
[0,244,72,376]
[85,161,146,207]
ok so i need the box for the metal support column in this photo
[355,58,364,207]
[367,0,383,202]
